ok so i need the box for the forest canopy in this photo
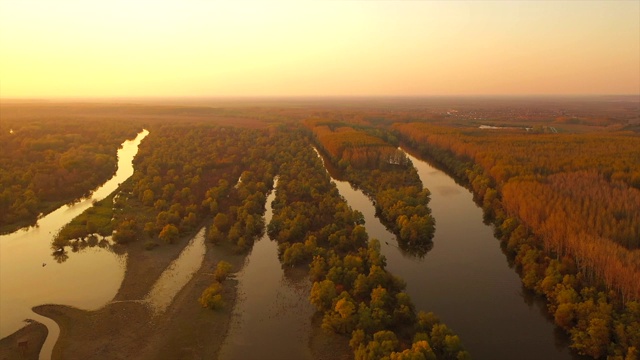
[0,117,141,233]
[3,99,638,359]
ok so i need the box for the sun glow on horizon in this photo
[1,0,638,98]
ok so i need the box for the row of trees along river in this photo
[394,122,639,359]
[307,121,583,359]
[3,119,636,359]
[0,130,148,359]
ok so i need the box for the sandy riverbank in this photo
[1,230,246,360]
[1,230,352,360]
[0,320,47,360]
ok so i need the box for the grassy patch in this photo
[53,194,116,248]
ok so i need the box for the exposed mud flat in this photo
[0,320,47,360]
[19,231,246,360]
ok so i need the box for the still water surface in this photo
[220,178,315,360]
[145,227,207,315]
[0,130,148,358]
[0,134,579,360]
[315,147,577,360]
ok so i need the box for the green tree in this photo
[390,340,437,360]
[310,279,337,312]
[417,311,440,333]
[142,189,155,206]
[214,261,233,282]
[159,224,179,244]
[283,242,308,266]
[113,219,137,244]
[309,255,327,282]
[213,213,230,232]
[144,221,157,237]
[85,220,97,234]
[355,331,399,360]
[199,282,224,310]
[207,225,224,244]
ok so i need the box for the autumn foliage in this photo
[396,122,640,358]
[0,118,141,232]
[268,133,468,359]
[395,122,640,298]
[306,120,435,256]
[306,120,406,169]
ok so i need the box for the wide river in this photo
[317,148,580,360]
[0,130,148,359]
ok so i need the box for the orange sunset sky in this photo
[1,0,639,98]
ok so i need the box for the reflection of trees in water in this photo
[98,238,111,249]
[376,213,435,260]
[52,249,69,263]
[282,266,309,286]
[314,146,435,260]
[50,234,114,263]
[397,238,434,259]
[381,235,434,259]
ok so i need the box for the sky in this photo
[1,0,639,98]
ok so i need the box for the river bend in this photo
[0,130,148,359]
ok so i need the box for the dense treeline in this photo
[396,123,640,358]
[44,121,464,359]
[111,125,273,247]
[49,124,251,252]
[502,172,640,302]
[0,119,141,233]
[10,100,638,359]
[305,119,406,169]
[394,123,640,287]
[205,131,286,252]
[306,121,435,257]
[267,132,469,360]
[395,124,640,190]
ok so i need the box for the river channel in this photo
[219,178,315,360]
[316,147,579,360]
[0,130,148,359]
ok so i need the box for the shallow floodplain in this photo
[0,130,148,359]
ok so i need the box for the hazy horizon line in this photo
[2,93,639,102]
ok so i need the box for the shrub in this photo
[199,282,224,310]
[144,240,159,251]
[214,261,233,282]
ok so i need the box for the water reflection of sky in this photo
[144,228,206,315]
[398,149,576,360]
[0,130,148,343]
[433,185,462,197]
[220,179,314,360]
[315,145,576,360]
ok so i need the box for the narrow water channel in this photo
[219,178,315,360]
[314,147,578,360]
[145,227,207,315]
[0,130,148,359]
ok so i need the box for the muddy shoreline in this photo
[1,230,351,360]
[0,320,47,360]
[0,229,245,360]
